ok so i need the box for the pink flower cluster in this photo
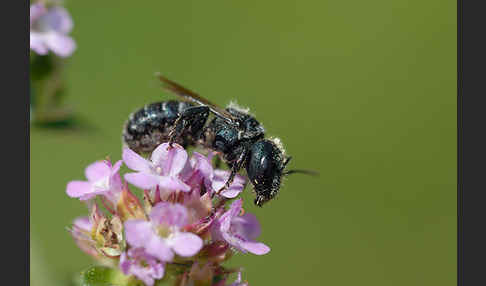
[67,143,268,286]
[30,2,76,58]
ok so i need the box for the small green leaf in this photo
[80,266,114,286]
[79,266,145,286]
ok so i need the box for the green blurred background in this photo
[30,0,456,285]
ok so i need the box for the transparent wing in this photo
[157,73,235,123]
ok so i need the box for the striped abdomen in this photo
[122,100,194,153]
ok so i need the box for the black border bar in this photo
[5,0,484,285]
[459,0,486,285]
[457,0,463,284]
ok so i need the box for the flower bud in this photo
[89,203,103,226]
[198,241,231,263]
[69,217,98,259]
[116,187,146,221]
[92,215,125,257]
[188,262,214,286]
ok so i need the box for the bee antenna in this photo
[283,169,319,177]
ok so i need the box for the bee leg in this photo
[216,170,237,195]
[225,171,237,190]
[168,117,185,147]
[216,150,247,194]
[168,106,210,147]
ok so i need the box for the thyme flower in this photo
[30,2,76,57]
[67,143,270,285]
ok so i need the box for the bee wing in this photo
[157,73,236,123]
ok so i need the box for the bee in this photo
[123,74,314,206]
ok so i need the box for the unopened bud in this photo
[116,187,146,221]
[92,215,124,257]
[199,241,230,263]
[189,262,214,286]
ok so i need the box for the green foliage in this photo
[30,54,56,81]
[78,266,144,286]
[30,53,73,124]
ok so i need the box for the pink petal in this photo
[124,220,153,248]
[218,212,232,233]
[240,241,270,255]
[111,160,123,175]
[151,143,188,176]
[218,199,243,232]
[182,170,204,189]
[85,161,111,182]
[79,189,109,201]
[219,189,241,198]
[159,176,191,192]
[45,7,73,34]
[147,257,165,280]
[150,143,170,166]
[30,33,48,55]
[109,160,123,192]
[191,152,213,180]
[119,252,131,274]
[210,222,224,242]
[30,3,46,24]
[146,235,174,262]
[124,173,159,190]
[73,216,91,231]
[44,33,76,58]
[150,202,188,228]
[66,181,92,198]
[228,199,243,217]
[151,262,165,280]
[212,170,246,198]
[123,148,151,172]
[169,232,203,257]
[232,213,261,240]
[121,248,166,286]
[178,157,194,182]
[110,174,123,193]
[134,270,155,286]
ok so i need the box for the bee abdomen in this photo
[122,100,193,154]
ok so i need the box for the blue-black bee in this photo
[123,75,313,206]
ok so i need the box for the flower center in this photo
[93,176,110,191]
[155,224,177,238]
